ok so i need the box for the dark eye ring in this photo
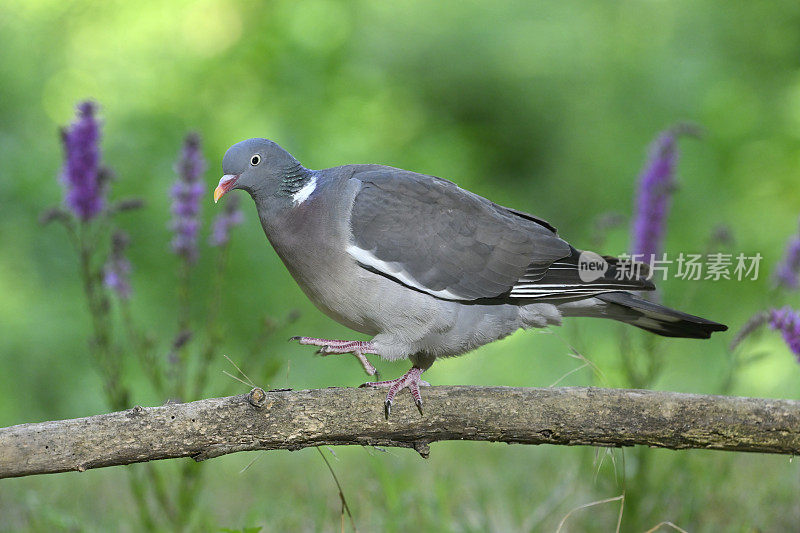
[251,154,261,166]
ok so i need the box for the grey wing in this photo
[509,248,656,299]
[347,168,572,301]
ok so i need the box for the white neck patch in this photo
[292,176,317,206]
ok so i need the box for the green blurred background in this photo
[1,0,799,531]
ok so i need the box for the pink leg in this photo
[290,336,378,376]
[361,366,430,418]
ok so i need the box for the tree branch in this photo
[2,386,799,479]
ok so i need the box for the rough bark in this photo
[1,386,799,479]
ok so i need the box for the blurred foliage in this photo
[1,0,799,531]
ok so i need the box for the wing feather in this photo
[348,168,570,300]
[347,167,654,302]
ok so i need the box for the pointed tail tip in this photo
[595,291,728,339]
[633,316,727,339]
[641,315,728,339]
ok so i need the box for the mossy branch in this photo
[2,386,799,479]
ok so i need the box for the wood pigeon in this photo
[214,138,727,417]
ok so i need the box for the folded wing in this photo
[348,167,652,302]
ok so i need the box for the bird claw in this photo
[315,345,339,356]
[290,336,378,376]
[363,366,427,419]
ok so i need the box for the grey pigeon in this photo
[214,138,727,417]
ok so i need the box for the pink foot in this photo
[290,336,379,376]
[361,366,430,418]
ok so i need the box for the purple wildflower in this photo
[768,306,800,362]
[773,232,800,290]
[104,231,132,299]
[209,194,244,247]
[170,133,206,262]
[60,101,105,221]
[630,124,698,262]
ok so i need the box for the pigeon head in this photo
[214,138,307,204]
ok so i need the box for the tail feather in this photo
[563,291,728,339]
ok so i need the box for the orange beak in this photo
[214,174,239,203]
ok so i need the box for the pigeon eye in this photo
[250,154,261,166]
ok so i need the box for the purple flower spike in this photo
[104,231,132,299]
[60,101,105,221]
[209,194,244,247]
[768,306,800,362]
[631,124,699,262]
[773,233,800,290]
[170,133,207,262]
